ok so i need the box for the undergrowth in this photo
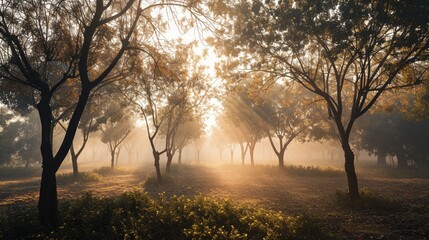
[93,166,134,176]
[0,166,41,179]
[0,191,327,240]
[56,172,102,185]
[335,188,403,212]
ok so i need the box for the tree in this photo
[0,106,41,168]
[214,0,429,199]
[220,90,265,165]
[0,0,143,225]
[100,103,133,168]
[358,109,429,168]
[174,118,204,164]
[254,84,323,168]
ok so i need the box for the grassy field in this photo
[0,163,428,239]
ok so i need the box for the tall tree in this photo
[0,0,143,225]
[214,0,429,199]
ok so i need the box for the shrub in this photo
[0,191,327,239]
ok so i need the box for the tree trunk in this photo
[396,150,408,168]
[38,165,58,226]
[110,151,115,168]
[239,143,248,165]
[70,145,79,177]
[154,152,162,182]
[377,150,387,165]
[249,145,255,166]
[178,148,182,164]
[166,152,173,174]
[278,153,284,168]
[197,150,200,164]
[342,141,359,200]
[37,95,58,226]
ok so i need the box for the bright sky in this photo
[159,7,223,134]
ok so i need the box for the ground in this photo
[1,163,428,239]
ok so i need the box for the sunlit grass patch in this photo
[227,164,344,178]
[56,172,102,185]
[335,188,403,212]
[0,191,328,239]
[0,166,41,179]
[283,165,344,177]
[93,166,134,176]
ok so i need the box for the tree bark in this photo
[154,152,162,182]
[166,152,173,173]
[110,151,115,168]
[38,164,58,226]
[70,144,79,177]
[249,144,255,166]
[377,150,387,166]
[396,150,408,168]
[278,152,285,168]
[37,96,58,226]
[178,148,182,164]
[342,141,359,200]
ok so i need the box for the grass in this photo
[0,191,328,240]
[335,188,403,212]
[282,165,344,177]
[93,166,134,176]
[0,166,41,179]
[358,165,429,179]
[56,172,102,185]
[225,164,344,178]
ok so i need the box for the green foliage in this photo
[335,188,403,212]
[56,172,102,185]
[0,191,326,239]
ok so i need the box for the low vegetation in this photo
[335,188,403,212]
[0,166,41,180]
[0,191,326,240]
[56,172,102,185]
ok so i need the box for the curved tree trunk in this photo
[342,141,359,200]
